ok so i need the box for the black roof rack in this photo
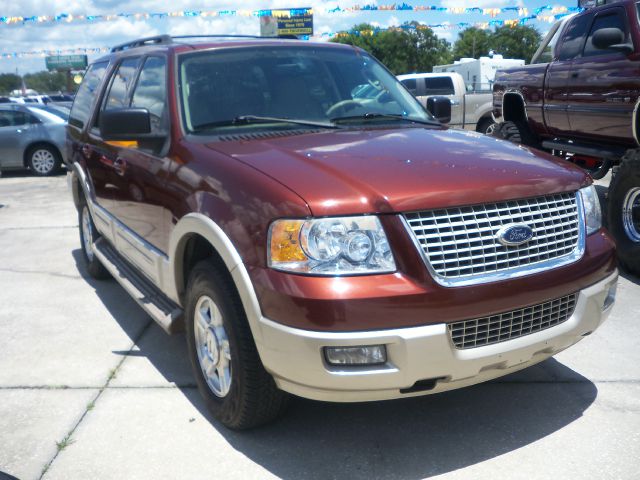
[110,34,299,52]
[110,35,172,52]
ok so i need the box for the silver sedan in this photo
[0,103,67,176]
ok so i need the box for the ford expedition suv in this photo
[492,0,640,275]
[67,35,618,429]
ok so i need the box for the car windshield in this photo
[178,45,435,133]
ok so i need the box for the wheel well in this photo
[23,141,61,168]
[502,93,527,124]
[180,233,234,303]
[476,115,493,132]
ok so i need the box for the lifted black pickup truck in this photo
[492,0,640,274]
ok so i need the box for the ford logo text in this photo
[496,224,534,246]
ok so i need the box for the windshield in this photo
[178,45,433,133]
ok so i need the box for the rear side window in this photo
[583,10,629,56]
[0,110,30,127]
[104,57,141,110]
[424,77,454,95]
[130,56,167,134]
[401,78,418,95]
[558,14,593,60]
[69,61,108,129]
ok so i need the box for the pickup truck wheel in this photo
[492,120,539,148]
[477,118,496,135]
[185,260,289,429]
[607,150,640,275]
[78,202,111,279]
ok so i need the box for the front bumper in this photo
[256,270,618,402]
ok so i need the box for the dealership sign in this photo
[260,8,313,37]
[45,54,88,71]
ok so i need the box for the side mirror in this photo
[426,96,452,124]
[99,108,151,141]
[592,28,633,53]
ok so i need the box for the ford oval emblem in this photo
[496,224,534,246]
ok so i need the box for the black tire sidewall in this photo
[77,199,110,279]
[607,162,640,274]
[185,265,246,427]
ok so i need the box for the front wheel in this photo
[491,120,540,148]
[185,260,289,429]
[607,149,640,275]
[78,202,111,279]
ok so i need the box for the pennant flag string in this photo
[0,5,583,27]
[0,11,576,60]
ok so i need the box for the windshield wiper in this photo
[330,113,437,125]
[192,115,339,132]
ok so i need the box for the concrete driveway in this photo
[0,172,638,480]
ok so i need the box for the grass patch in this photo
[56,434,75,452]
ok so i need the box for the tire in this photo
[27,145,61,176]
[185,259,289,429]
[492,120,540,148]
[607,149,640,275]
[477,117,496,135]
[78,196,111,280]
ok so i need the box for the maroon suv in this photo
[67,35,618,429]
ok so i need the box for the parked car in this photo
[492,0,640,274]
[397,72,496,133]
[0,103,66,176]
[68,34,617,429]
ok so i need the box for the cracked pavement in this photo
[0,172,639,480]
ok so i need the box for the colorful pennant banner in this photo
[0,5,582,27]
[0,10,576,60]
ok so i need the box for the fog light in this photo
[603,282,617,310]
[324,345,387,366]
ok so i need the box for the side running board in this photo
[92,238,184,334]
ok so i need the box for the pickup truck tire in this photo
[492,120,540,148]
[78,198,111,280]
[477,118,496,135]
[185,259,289,429]
[607,149,640,275]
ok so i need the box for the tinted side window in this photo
[0,110,29,127]
[69,61,108,129]
[424,77,454,95]
[583,10,628,56]
[130,56,167,134]
[104,58,141,110]
[401,78,418,95]
[558,14,593,60]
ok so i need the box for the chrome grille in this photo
[448,293,577,349]
[404,192,581,283]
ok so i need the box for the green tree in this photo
[23,71,67,94]
[489,25,542,63]
[330,23,451,74]
[452,28,492,60]
[0,73,21,95]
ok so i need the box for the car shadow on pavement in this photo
[72,248,598,480]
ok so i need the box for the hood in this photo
[206,126,589,216]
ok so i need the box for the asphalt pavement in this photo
[0,170,638,480]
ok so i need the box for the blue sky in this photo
[0,0,576,74]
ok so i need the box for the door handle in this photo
[113,158,127,176]
[81,143,93,159]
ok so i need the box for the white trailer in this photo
[433,55,525,93]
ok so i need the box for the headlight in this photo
[268,216,396,275]
[579,185,602,235]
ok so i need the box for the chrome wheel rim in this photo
[622,187,640,243]
[484,123,497,135]
[81,206,94,261]
[31,149,55,174]
[194,295,232,398]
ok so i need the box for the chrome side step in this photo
[92,238,184,334]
